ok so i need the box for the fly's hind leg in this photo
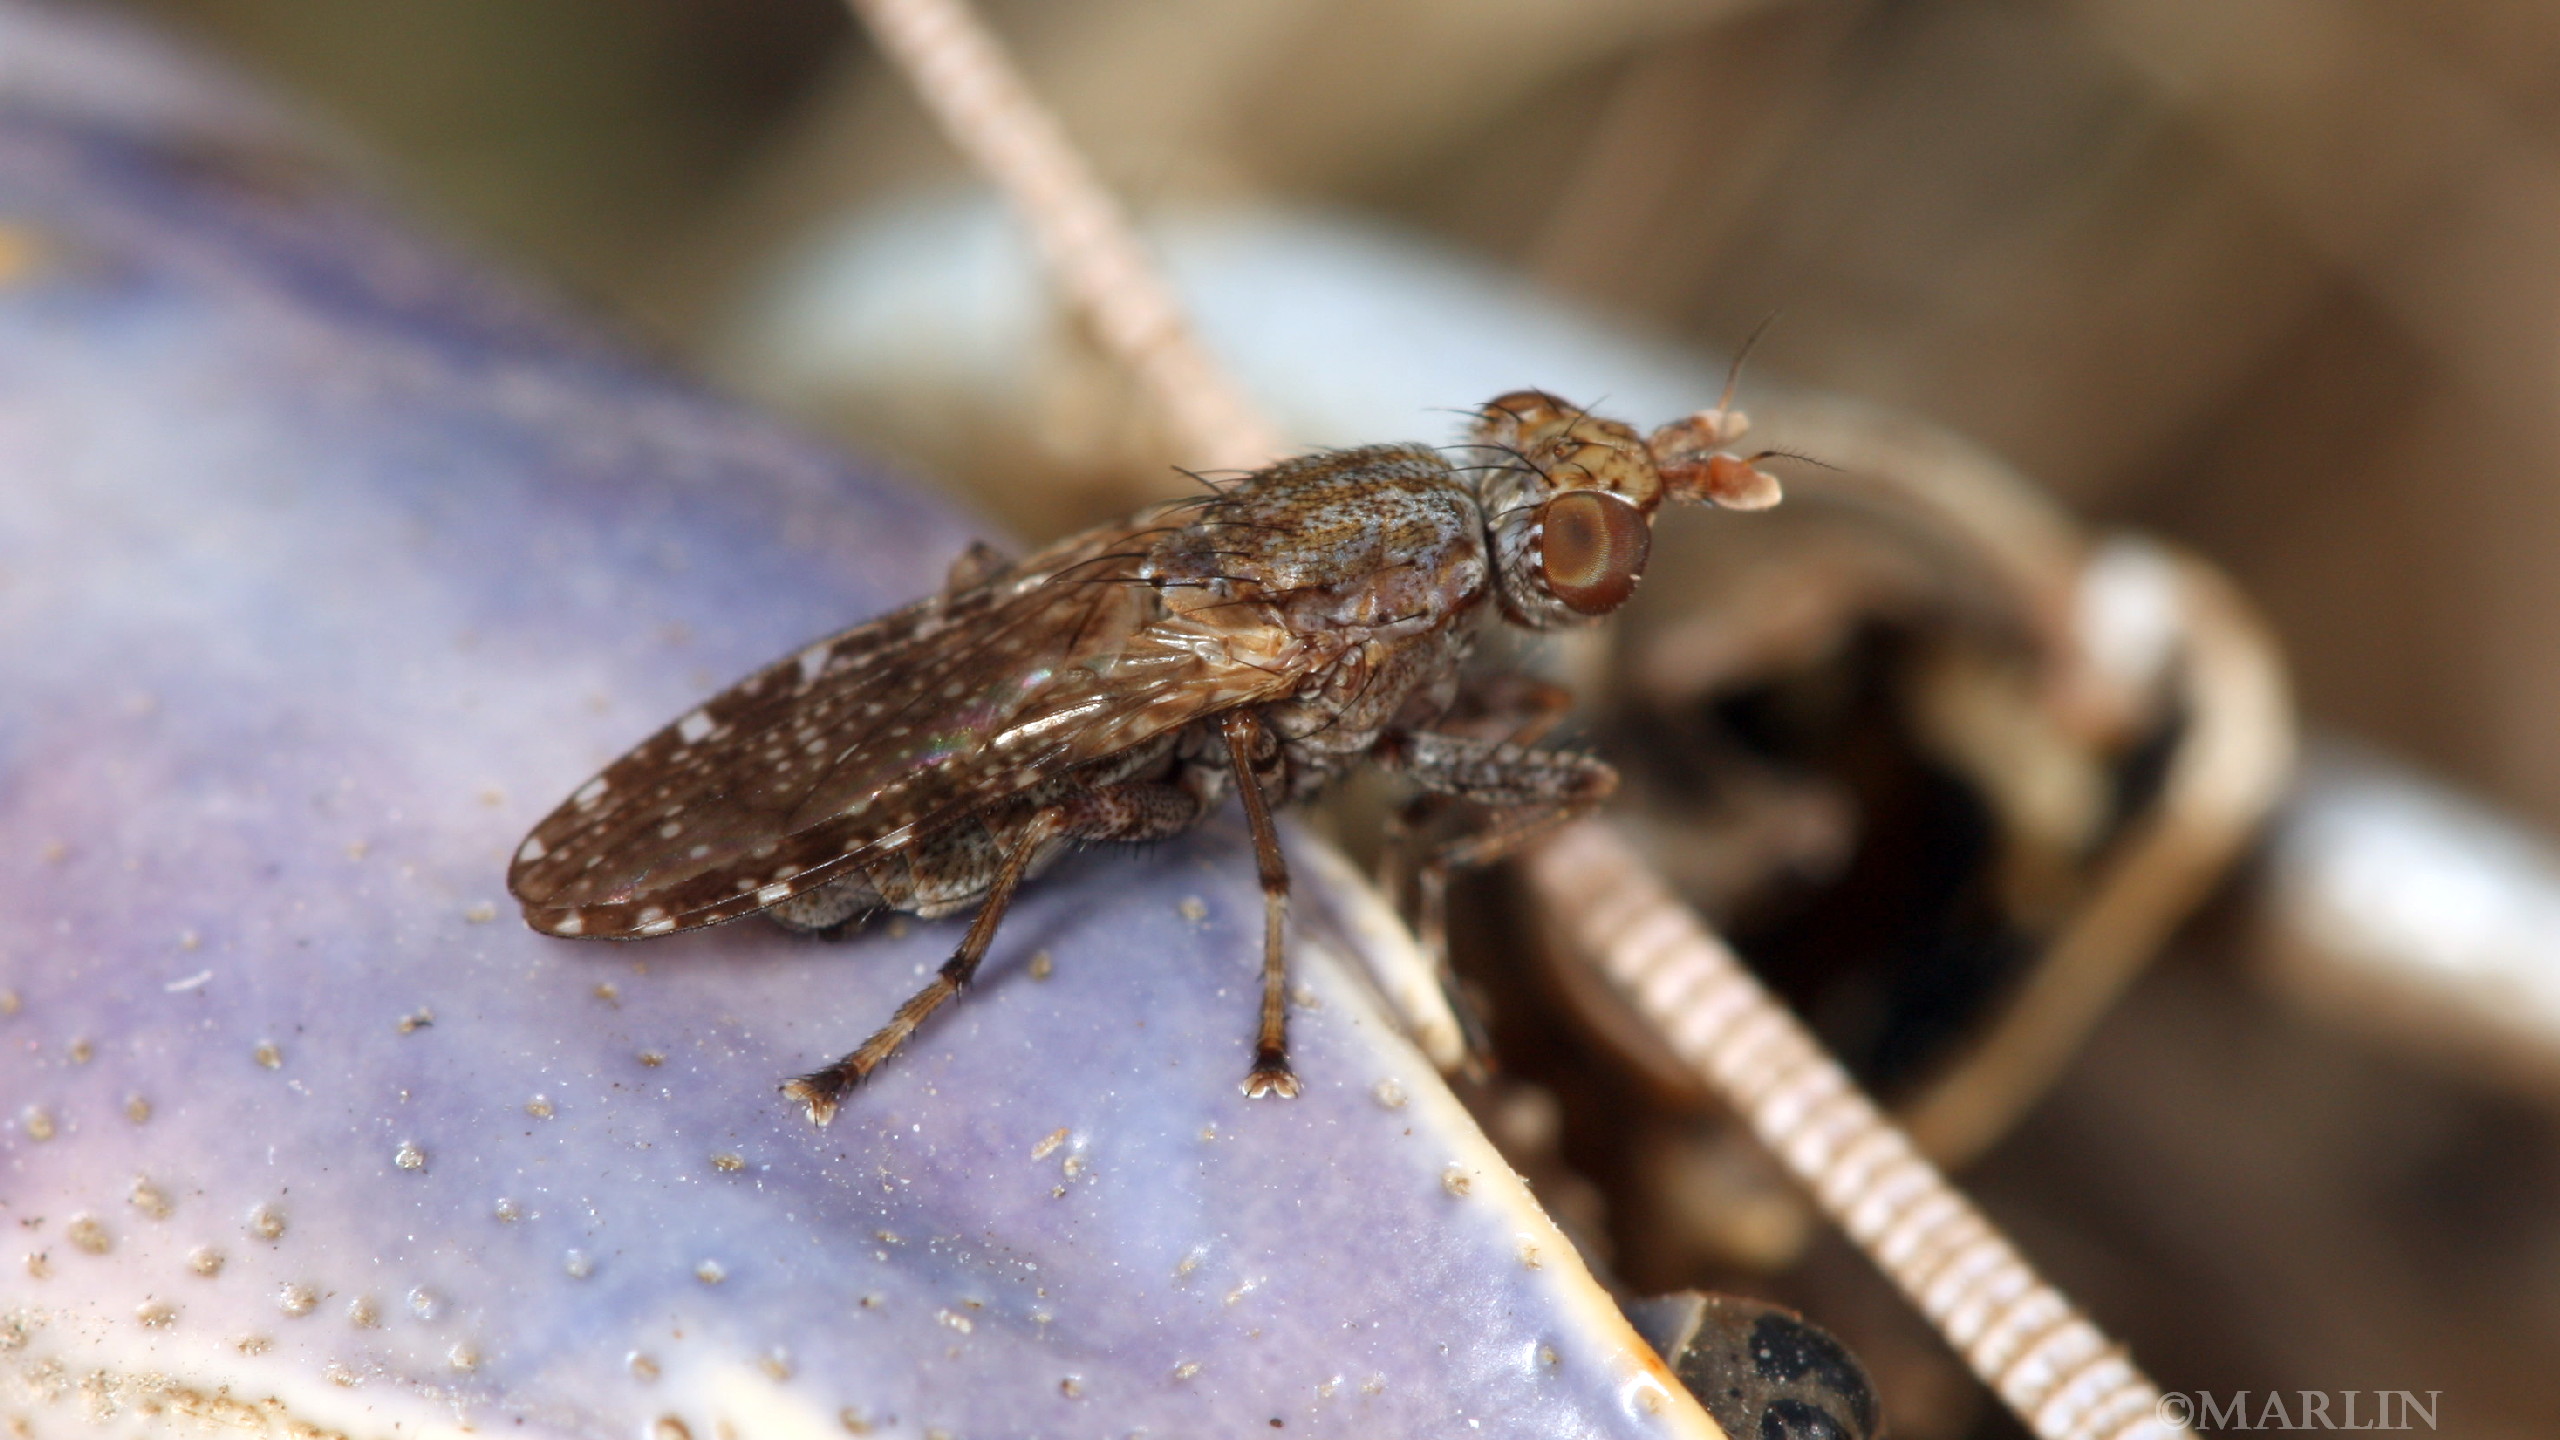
[782,809,1063,1126]
[1220,710,1300,1099]
[781,779,1209,1125]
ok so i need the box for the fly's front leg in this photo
[1220,709,1300,1099]
[781,779,1208,1125]
[1375,679,1579,945]
[1375,731,1618,974]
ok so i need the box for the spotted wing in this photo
[508,532,1307,938]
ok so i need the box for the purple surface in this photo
[0,8,1712,1439]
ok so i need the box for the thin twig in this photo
[1528,820,2190,1440]
[844,0,1282,473]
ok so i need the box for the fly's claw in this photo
[1242,1056,1302,1099]
[781,1072,850,1127]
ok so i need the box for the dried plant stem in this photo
[844,0,1282,474]
[1529,819,2192,1440]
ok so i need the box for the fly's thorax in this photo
[1142,445,1483,600]
[1264,624,1473,772]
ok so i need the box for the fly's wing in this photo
[507,529,1308,938]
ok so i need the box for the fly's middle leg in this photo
[1220,709,1300,1099]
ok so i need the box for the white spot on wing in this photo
[517,836,546,864]
[798,644,830,686]
[639,917,677,936]
[756,882,792,905]
[551,911,586,937]
[677,710,714,744]
[573,778,608,808]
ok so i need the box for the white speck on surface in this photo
[564,1249,595,1279]
[163,969,213,993]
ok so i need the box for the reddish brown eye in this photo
[1537,489,1650,615]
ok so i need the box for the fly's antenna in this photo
[1706,313,1781,443]
[1750,446,1835,472]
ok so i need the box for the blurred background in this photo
[97,0,2560,1433]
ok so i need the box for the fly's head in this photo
[1468,390,1785,631]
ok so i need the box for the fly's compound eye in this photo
[1536,489,1651,615]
